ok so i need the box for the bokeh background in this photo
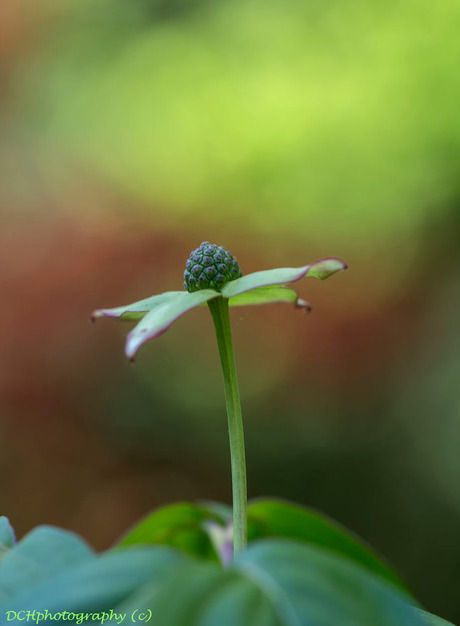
[1,0,459,621]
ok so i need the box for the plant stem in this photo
[208,296,247,556]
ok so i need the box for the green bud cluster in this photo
[184,242,242,292]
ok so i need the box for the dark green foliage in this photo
[0,506,453,625]
[116,502,223,561]
[115,499,410,595]
[246,499,409,595]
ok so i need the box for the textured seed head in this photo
[184,242,242,292]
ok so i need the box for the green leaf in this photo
[2,546,186,613]
[114,497,409,592]
[116,502,228,561]
[228,286,310,309]
[198,500,233,524]
[144,539,424,626]
[1,532,427,626]
[419,610,456,626]
[235,540,423,626]
[0,517,15,555]
[134,561,280,626]
[221,257,347,299]
[247,499,409,597]
[123,290,220,359]
[0,526,93,604]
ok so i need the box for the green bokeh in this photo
[25,0,460,250]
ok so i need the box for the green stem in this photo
[208,296,247,556]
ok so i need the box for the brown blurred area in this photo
[1,1,460,622]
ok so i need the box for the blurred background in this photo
[1,0,459,620]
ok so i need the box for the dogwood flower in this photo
[92,241,347,554]
[91,242,347,361]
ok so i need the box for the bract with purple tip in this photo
[92,247,347,360]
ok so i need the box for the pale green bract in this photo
[226,286,310,309]
[220,258,347,298]
[92,257,347,360]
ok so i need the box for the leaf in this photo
[0,526,93,604]
[0,517,16,555]
[247,499,410,597]
[124,290,220,359]
[221,257,347,299]
[228,286,311,310]
[198,500,233,524]
[114,497,409,591]
[0,533,428,626]
[143,539,425,626]
[419,610,456,626]
[2,546,186,613]
[234,540,423,626]
[131,561,281,626]
[116,502,229,561]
